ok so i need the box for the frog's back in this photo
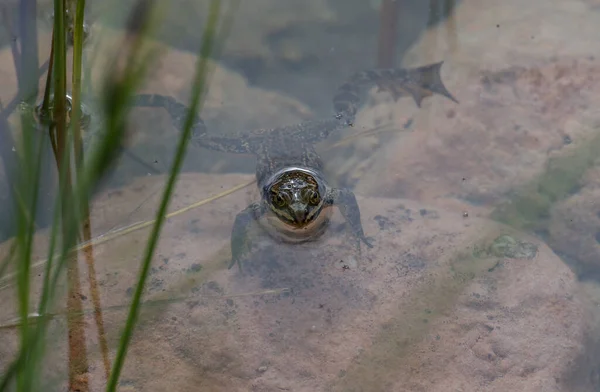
[255,139,324,189]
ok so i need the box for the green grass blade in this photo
[0,242,16,279]
[12,2,43,385]
[105,1,223,390]
[13,96,47,392]
[71,0,86,166]
[0,352,20,391]
[52,0,68,164]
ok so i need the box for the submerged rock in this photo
[0,173,594,391]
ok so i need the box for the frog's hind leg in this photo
[133,94,255,153]
[133,93,208,143]
[332,67,415,119]
[396,61,459,107]
[272,118,351,145]
[333,61,458,112]
[194,134,257,154]
[332,70,382,120]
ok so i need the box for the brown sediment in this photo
[80,213,111,381]
[66,255,89,392]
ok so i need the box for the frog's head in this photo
[264,169,326,228]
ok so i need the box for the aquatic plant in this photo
[0,0,234,390]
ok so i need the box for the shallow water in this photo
[2,0,600,391]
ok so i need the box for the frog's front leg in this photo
[229,202,267,273]
[325,188,374,251]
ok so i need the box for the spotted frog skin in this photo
[133,61,457,271]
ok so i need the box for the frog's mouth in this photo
[260,206,333,243]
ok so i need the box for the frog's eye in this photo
[271,193,287,208]
[305,189,320,206]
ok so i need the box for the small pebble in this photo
[257,365,268,373]
[342,256,358,270]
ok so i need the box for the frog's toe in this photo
[228,258,240,269]
[362,236,375,248]
[228,258,246,274]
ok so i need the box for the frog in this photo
[133,61,458,272]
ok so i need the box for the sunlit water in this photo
[2,0,600,391]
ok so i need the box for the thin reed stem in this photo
[71,0,112,381]
[51,0,91,390]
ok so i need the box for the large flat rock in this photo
[325,0,600,214]
[0,173,596,391]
